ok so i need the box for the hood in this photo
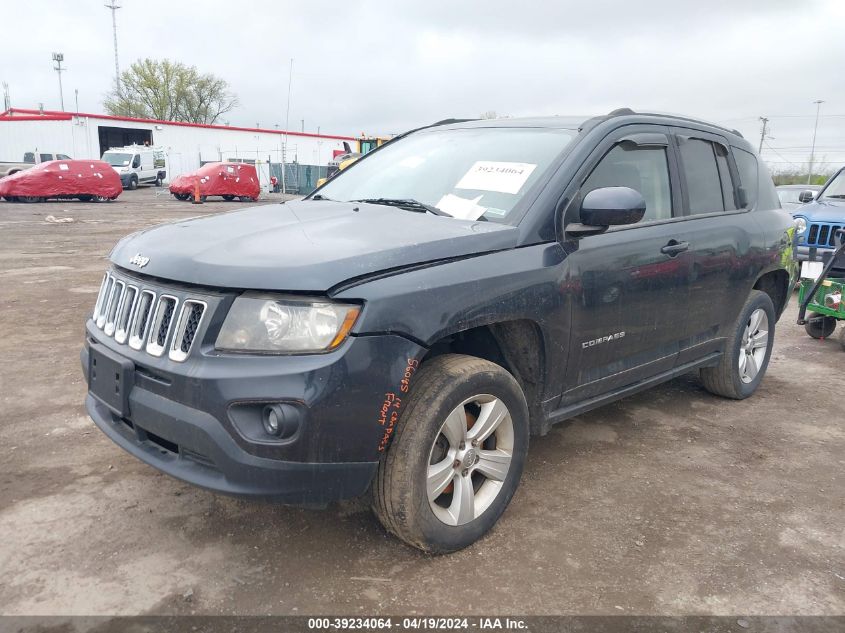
[792,198,845,223]
[110,200,519,292]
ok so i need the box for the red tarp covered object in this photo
[169,162,260,201]
[0,160,123,202]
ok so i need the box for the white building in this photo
[0,108,355,193]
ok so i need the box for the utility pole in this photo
[758,117,769,154]
[2,82,10,111]
[52,52,66,111]
[282,57,293,194]
[807,99,824,185]
[105,1,122,92]
[74,88,79,115]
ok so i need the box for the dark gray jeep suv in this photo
[82,110,796,552]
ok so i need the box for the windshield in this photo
[316,127,577,222]
[777,188,805,204]
[821,171,845,199]
[102,152,132,167]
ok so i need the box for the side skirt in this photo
[538,352,722,435]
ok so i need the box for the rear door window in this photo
[582,144,673,222]
[677,138,725,214]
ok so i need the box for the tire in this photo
[20,196,44,203]
[94,195,110,203]
[804,312,837,339]
[200,195,208,203]
[77,195,93,202]
[222,195,235,201]
[372,354,529,554]
[173,193,189,201]
[700,289,775,400]
[238,195,257,202]
[4,196,17,202]
[128,176,138,190]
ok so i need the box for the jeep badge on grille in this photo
[129,253,150,268]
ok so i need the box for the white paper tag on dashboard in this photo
[436,193,486,220]
[455,161,537,194]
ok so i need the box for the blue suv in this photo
[793,166,845,274]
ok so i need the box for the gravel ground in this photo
[0,188,843,616]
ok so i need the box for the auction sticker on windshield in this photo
[455,161,537,194]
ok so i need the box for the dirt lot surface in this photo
[0,188,843,616]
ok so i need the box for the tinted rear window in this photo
[733,148,758,209]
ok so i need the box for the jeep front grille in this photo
[806,222,843,248]
[92,272,208,362]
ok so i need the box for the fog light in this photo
[262,403,299,439]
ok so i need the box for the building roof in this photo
[0,108,354,141]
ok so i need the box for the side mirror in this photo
[798,190,815,203]
[580,186,646,227]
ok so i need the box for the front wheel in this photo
[372,354,529,554]
[222,194,235,201]
[700,289,775,399]
[20,196,44,203]
[128,176,138,190]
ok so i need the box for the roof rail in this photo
[601,108,744,139]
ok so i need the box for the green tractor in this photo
[797,228,845,349]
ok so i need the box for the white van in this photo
[101,145,166,189]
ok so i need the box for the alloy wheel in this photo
[427,394,514,526]
[739,308,769,383]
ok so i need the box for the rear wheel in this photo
[222,195,235,201]
[20,196,44,203]
[238,195,257,202]
[94,195,110,203]
[4,196,18,202]
[77,195,93,202]
[700,290,775,399]
[804,312,837,339]
[373,354,529,554]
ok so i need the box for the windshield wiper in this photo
[311,193,334,201]
[824,194,845,199]
[352,198,452,217]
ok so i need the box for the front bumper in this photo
[84,389,377,502]
[795,245,845,271]
[82,292,425,502]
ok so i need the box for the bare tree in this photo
[104,58,238,124]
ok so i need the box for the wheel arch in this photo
[753,269,790,319]
[421,319,547,434]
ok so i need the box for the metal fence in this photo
[269,162,328,195]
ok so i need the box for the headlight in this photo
[216,294,360,353]
[794,217,807,234]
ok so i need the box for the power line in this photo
[763,141,802,168]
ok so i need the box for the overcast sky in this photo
[3,0,845,173]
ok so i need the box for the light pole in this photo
[808,99,824,185]
[282,58,293,194]
[105,1,122,93]
[52,52,66,111]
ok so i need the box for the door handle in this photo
[661,240,689,256]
